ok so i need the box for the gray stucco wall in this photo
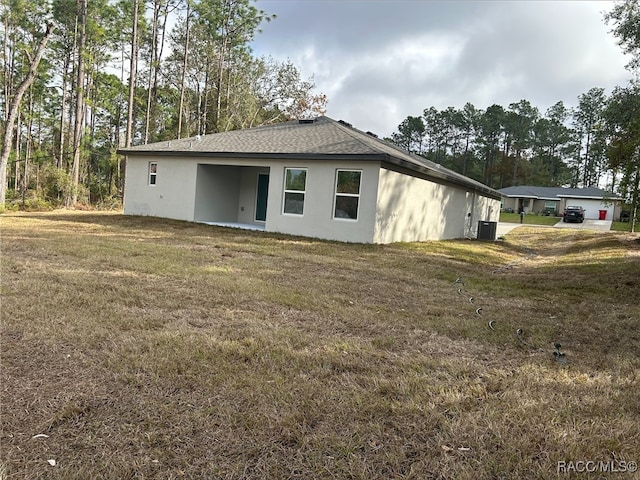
[264,160,380,243]
[123,155,499,243]
[374,167,500,243]
[123,156,197,221]
[194,165,240,222]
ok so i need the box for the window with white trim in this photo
[283,168,306,215]
[148,162,157,186]
[333,170,361,220]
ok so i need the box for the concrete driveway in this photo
[496,222,526,236]
[553,219,612,231]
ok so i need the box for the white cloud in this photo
[252,0,631,137]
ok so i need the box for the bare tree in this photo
[0,23,54,207]
[177,0,192,139]
[69,0,86,206]
[125,0,140,148]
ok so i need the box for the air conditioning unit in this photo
[477,221,497,241]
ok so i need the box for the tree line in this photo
[386,91,612,191]
[0,0,327,208]
[386,1,640,229]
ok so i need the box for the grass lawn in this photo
[611,221,638,232]
[2,211,639,479]
[499,212,561,226]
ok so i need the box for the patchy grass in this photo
[499,212,561,226]
[1,211,639,479]
[611,221,637,232]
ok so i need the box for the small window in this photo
[283,168,306,215]
[148,162,157,186]
[334,170,361,220]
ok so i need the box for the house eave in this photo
[557,194,623,201]
[501,194,539,199]
[117,149,389,162]
[119,149,502,200]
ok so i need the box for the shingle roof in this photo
[118,116,500,199]
[498,185,621,200]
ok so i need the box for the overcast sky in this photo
[250,0,631,138]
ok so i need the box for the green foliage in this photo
[604,83,640,231]
[389,101,580,190]
[604,2,640,231]
[0,0,325,208]
[41,164,74,205]
[3,188,54,211]
[605,0,640,72]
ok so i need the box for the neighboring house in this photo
[498,186,623,221]
[118,116,501,244]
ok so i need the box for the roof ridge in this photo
[327,117,439,164]
[326,117,389,154]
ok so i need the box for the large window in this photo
[283,168,306,215]
[334,170,361,220]
[148,162,157,186]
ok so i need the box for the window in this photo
[334,170,361,220]
[544,200,557,215]
[283,168,306,215]
[148,162,157,186]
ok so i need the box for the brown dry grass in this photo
[1,211,639,480]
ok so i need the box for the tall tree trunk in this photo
[2,10,11,124]
[126,0,140,147]
[214,40,226,133]
[462,134,470,176]
[58,51,72,169]
[202,68,210,134]
[22,88,35,208]
[512,149,521,185]
[213,0,232,133]
[144,0,160,144]
[582,131,591,187]
[0,24,54,207]
[14,112,22,191]
[88,70,98,203]
[70,0,87,206]
[177,1,191,139]
[631,152,640,234]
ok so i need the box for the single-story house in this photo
[498,185,623,220]
[118,116,501,244]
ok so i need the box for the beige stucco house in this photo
[118,116,501,244]
[499,186,623,220]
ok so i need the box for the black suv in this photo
[563,206,585,223]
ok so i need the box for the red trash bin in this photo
[598,210,607,220]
